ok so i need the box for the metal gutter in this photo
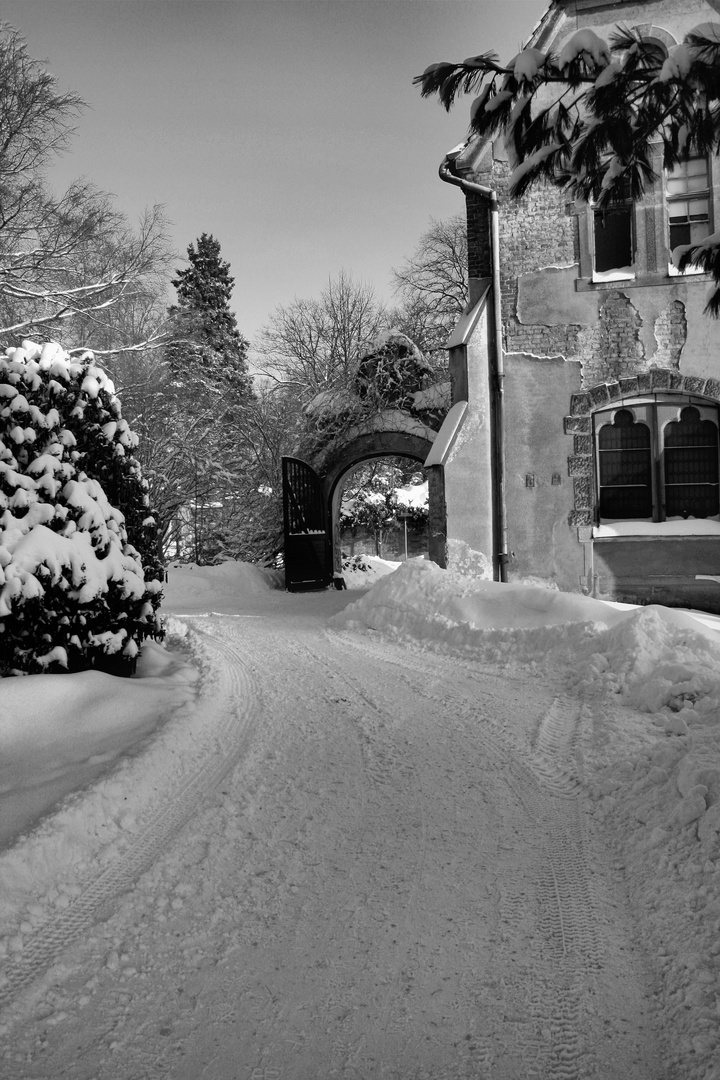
[439,153,509,582]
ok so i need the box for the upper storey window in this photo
[593,203,634,280]
[667,156,712,274]
[592,177,635,282]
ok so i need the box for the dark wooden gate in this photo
[282,456,332,591]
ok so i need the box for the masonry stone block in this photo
[569,508,594,527]
[564,415,591,434]
[589,384,610,407]
[650,368,672,390]
[571,392,592,415]
[573,476,593,507]
[568,455,593,477]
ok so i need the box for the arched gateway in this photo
[281,332,450,591]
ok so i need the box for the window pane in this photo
[598,410,652,519]
[665,483,719,517]
[666,157,711,257]
[690,221,711,243]
[689,197,709,218]
[594,207,633,273]
[670,222,691,247]
[663,407,719,517]
[600,486,654,519]
[687,158,708,177]
[669,200,688,220]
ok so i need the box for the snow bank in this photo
[163,559,283,614]
[341,555,400,588]
[331,558,626,669]
[0,634,198,912]
[329,558,720,746]
[332,558,720,699]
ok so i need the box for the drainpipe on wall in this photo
[439,153,509,582]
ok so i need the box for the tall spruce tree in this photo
[166,233,253,400]
[162,234,255,563]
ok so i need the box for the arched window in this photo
[664,406,720,518]
[594,399,720,522]
[598,409,652,519]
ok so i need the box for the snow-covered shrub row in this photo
[0,341,163,676]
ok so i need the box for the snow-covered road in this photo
[2,590,667,1079]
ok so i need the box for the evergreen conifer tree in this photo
[166,233,253,401]
[162,234,255,562]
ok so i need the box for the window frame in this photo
[666,154,713,277]
[593,394,720,525]
[590,196,636,283]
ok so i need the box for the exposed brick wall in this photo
[577,291,645,384]
[466,192,491,280]
[495,161,576,284]
[504,321,581,359]
[466,155,586,361]
[652,300,687,368]
[463,150,692,390]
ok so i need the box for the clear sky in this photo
[3,0,549,345]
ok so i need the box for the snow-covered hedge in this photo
[0,341,163,677]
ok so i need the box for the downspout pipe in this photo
[439,154,509,582]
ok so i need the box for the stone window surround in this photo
[564,369,720,530]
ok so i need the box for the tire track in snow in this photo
[322,628,656,1079]
[0,620,258,1013]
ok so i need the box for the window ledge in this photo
[594,520,720,540]
[576,271,710,293]
[592,267,635,284]
[668,261,707,277]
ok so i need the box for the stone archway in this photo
[292,329,451,578]
[319,431,441,574]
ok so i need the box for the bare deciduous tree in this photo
[389,214,467,375]
[0,24,174,350]
[256,270,387,399]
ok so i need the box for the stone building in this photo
[438,0,720,610]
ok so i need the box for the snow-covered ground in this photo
[1,555,719,1078]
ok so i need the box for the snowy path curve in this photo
[0,624,258,1013]
[2,610,666,1079]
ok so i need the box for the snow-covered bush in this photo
[0,340,163,677]
[355,331,434,408]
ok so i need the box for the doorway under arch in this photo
[282,427,448,590]
[320,430,445,577]
[331,453,429,569]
